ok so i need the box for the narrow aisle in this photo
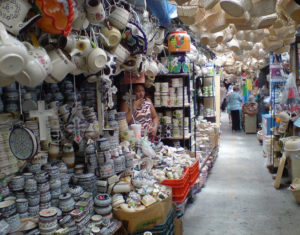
[183,114,300,235]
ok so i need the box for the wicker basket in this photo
[220,0,252,17]
[198,0,219,10]
[177,6,199,25]
[252,13,278,29]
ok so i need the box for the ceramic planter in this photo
[59,193,75,212]
[94,205,112,215]
[168,31,191,53]
[168,55,190,74]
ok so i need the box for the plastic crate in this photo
[172,180,190,203]
[160,168,190,199]
[188,157,200,186]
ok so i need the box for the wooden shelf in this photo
[161,134,191,140]
[155,103,190,109]
[157,73,190,78]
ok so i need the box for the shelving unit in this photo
[155,72,193,150]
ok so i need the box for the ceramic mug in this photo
[111,44,130,64]
[0,23,28,76]
[87,47,107,73]
[145,60,159,77]
[72,11,89,31]
[15,42,53,87]
[71,55,89,75]
[85,0,105,24]
[108,5,130,30]
[100,25,121,48]
[45,49,76,83]
[59,35,93,57]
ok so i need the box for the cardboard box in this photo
[113,196,172,234]
[174,218,183,235]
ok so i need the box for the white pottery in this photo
[0,22,28,76]
[0,0,41,35]
[111,44,130,64]
[85,0,105,24]
[87,47,107,72]
[15,42,53,87]
[108,5,130,30]
[145,60,159,77]
[100,25,122,48]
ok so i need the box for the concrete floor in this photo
[183,115,300,235]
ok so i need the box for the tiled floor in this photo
[183,114,300,235]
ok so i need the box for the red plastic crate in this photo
[188,157,199,186]
[172,181,190,203]
[160,167,190,189]
[160,168,190,202]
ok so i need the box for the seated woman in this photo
[121,84,159,139]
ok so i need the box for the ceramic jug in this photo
[0,0,41,35]
[0,23,28,77]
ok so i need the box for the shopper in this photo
[121,84,159,138]
[227,86,242,131]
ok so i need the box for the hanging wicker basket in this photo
[220,0,252,17]
[198,0,219,10]
[177,6,199,25]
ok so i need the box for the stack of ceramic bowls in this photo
[176,86,188,106]
[0,200,17,224]
[58,193,75,214]
[160,82,169,107]
[105,112,120,149]
[0,175,10,199]
[82,82,97,109]
[39,208,58,234]
[0,133,9,171]
[112,148,126,173]
[70,208,90,232]
[172,118,181,137]
[169,87,176,107]
[116,112,128,132]
[47,165,62,208]
[85,142,98,175]
[94,194,112,216]
[3,84,19,113]
[162,116,172,138]
[73,173,96,194]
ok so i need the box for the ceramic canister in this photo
[39,208,58,231]
[160,94,168,107]
[59,193,75,213]
[160,82,169,92]
[16,198,28,213]
[10,175,25,191]
[62,143,75,168]
[27,192,40,206]
[25,178,37,193]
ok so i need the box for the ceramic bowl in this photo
[94,205,112,215]
[94,194,111,207]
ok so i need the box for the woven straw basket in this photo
[205,8,228,33]
[281,0,300,24]
[198,0,219,10]
[220,0,252,17]
[177,6,199,25]
[175,0,190,5]
[249,0,276,17]
[251,13,277,29]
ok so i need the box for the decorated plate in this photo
[9,126,38,160]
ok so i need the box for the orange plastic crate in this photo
[160,168,190,201]
[188,157,199,186]
[172,181,190,203]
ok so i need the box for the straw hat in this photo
[283,37,295,46]
[249,0,276,17]
[235,30,245,40]
[225,11,253,30]
[198,0,219,10]
[251,13,277,29]
[220,0,252,17]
